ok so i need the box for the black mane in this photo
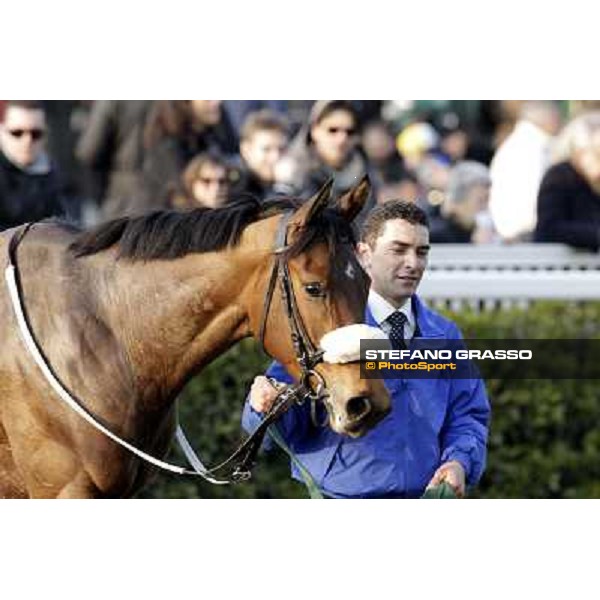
[69,197,356,261]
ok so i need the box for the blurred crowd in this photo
[1,99,600,251]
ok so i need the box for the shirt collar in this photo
[368,289,414,329]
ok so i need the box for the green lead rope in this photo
[267,425,324,499]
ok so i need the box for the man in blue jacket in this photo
[242,200,490,498]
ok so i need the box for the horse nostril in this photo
[346,396,371,421]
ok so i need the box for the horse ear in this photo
[291,178,334,227]
[335,174,371,222]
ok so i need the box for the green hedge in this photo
[454,302,600,499]
[142,301,600,499]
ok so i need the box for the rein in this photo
[4,215,328,485]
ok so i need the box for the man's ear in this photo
[335,174,371,222]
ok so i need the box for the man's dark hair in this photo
[361,200,429,247]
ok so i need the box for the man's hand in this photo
[427,460,466,497]
[249,375,280,414]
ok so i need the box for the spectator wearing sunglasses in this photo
[170,151,234,210]
[0,100,65,231]
[276,101,375,222]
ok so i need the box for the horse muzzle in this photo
[326,390,391,438]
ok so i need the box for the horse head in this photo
[246,177,391,437]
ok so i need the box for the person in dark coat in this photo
[138,101,237,213]
[535,111,600,251]
[276,100,375,227]
[0,100,65,231]
[277,101,369,196]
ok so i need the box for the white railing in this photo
[420,244,600,310]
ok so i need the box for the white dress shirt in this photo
[368,289,416,341]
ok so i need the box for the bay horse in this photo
[0,178,390,498]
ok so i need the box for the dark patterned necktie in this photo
[386,311,408,350]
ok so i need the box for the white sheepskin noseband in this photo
[319,324,390,364]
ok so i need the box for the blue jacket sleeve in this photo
[439,324,491,486]
[241,361,311,451]
[440,377,490,486]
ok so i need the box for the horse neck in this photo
[101,246,267,399]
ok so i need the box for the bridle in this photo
[4,213,331,485]
[257,211,328,405]
[194,210,333,480]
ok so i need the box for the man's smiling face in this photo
[358,218,430,308]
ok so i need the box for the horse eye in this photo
[304,282,326,297]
